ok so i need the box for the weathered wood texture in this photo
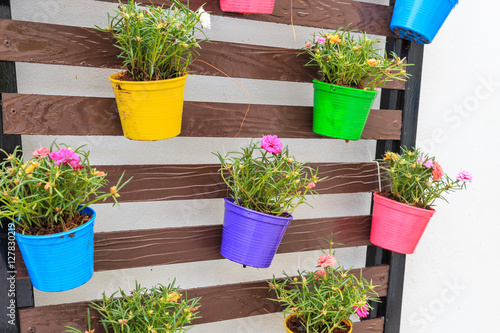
[94,162,388,203]
[2,93,402,139]
[19,266,388,333]
[15,215,374,279]
[99,0,396,38]
[0,19,405,89]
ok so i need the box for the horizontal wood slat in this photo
[19,266,388,332]
[94,162,387,203]
[0,19,405,89]
[99,0,396,38]
[15,215,373,279]
[2,93,402,140]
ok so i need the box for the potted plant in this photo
[220,0,276,14]
[301,27,410,141]
[65,280,201,333]
[213,135,323,268]
[371,147,472,254]
[0,143,130,292]
[96,0,211,141]
[269,239,379,333]
[390,0,459,44]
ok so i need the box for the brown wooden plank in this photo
[95,162,387,203]
[0,19,405,89]
[18,266,388,332]
[99,0,396,38]
[2,93,402,140]
[15,214,374,279]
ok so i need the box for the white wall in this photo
[401,0,500,332]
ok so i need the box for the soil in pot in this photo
[286,315,351,333]
[15,212,92,236]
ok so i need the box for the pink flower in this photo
[424,160,434,169]
[354,305,370,318]
[314,270,327,280]
[432,161,444,181]
[260,135,283,155]
[317,254,337,268]
[33,147,50,158]
[315,36,326,44]
[73,164,84,171]
[457,170,472,183]
[49,148,81,169]
[307,182,316,189]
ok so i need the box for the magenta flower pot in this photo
[370,193,435,254]
[220,0,276,14]
[220,198,292,268]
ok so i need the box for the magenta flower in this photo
[49,148,81,169]
[317,254,337,268]
[33,147,50,158]
[457,170,473,183]
[307,182,316,189]
[354,305,370,318]
[260,135,283,155]
[314,36,326,44]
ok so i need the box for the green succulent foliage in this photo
[301,26,411,90]
[96,0,209,81]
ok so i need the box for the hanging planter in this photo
[1,143,130,292]
[220,198,292,268]
[284,315,353,333]
[96,0,211,141]
[214,135,322,268]
[220,0,276,14]
[390,0,459,44]
[372,148,472,254]
[109,73,187,141]
[12,206,96,292]
[313,80,378,141]
[370,193,435,254]
[301,28,410,141]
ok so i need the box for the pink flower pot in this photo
[370,192,435,254]
[220,0,276,14]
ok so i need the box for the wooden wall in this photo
[0,0,403,332]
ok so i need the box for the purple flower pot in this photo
[220,198,293,268]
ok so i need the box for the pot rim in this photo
[108,72,188,85]
[284,314,353,333]
[373,192,436,215]
[11,205,96,239]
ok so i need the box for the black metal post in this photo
[365,0,426,331]
[1,1,31,332]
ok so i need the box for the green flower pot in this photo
[312,80,378,140]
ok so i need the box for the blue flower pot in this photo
[12,206,96,292]
[220,198,292,268]
[390,0,459,44]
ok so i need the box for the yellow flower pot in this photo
[109,73,188,141]
[284,314,353,333]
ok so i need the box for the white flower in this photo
[199,8,211,29]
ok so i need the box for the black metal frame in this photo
[365,0,426,330]
[0,1,33,332]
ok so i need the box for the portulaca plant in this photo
[380,147,472,209]
[97,0,211,81]
[213,135,324,216]
[269,237,379,332]
[0,143,130,235]
[301,26,410,90]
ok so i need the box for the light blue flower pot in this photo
[12,206,95,292]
